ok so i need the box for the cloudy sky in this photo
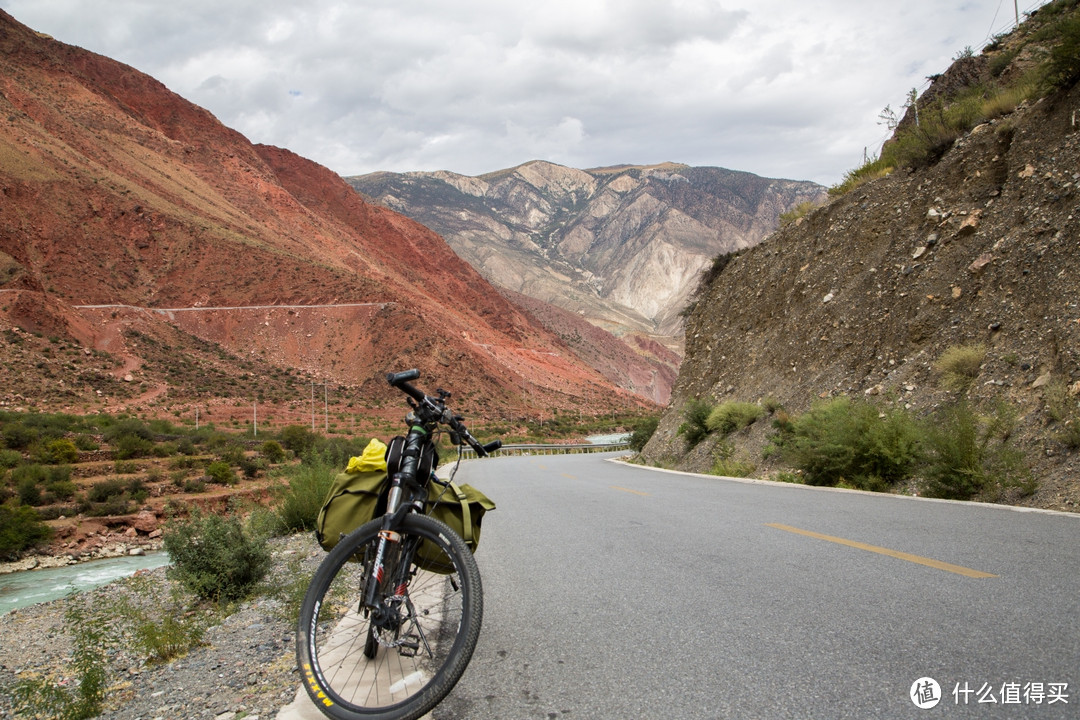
[0,0,1043,186]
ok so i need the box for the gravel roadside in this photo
[0,533,325,720]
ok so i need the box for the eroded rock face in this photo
[349,162,826,342]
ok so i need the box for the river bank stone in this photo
[0,534,322,719]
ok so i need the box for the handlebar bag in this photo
[416,480,496,574]
[385,435,439,480]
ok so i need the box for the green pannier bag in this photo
[315,438,390,552]
[417,480,496,574]
[314,438,496,570]
[315,469,388,552]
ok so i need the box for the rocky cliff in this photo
[641,1,1080,511]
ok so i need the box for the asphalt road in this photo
[431,452,1080,720]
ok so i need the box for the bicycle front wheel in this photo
[297,513,483,720]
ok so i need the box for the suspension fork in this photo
[362,425,429,611]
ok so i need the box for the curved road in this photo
[431,452,1079,719]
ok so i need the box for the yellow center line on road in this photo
[766,523,998,578]
[611,486,649,496]
[561,473,576,480]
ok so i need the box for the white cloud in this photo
[0,0,1039,185]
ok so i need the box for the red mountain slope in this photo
[0,10,650,416]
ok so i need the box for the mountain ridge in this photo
[348,160,825,404]
[347,161,826,343]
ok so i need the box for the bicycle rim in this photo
[298,514,482,720]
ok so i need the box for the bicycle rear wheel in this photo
[297,513,483,720]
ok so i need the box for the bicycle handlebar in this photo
[386,369,502,457]
[386,369,425,403]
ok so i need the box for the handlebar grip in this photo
[386,369,420,386]
[386,369,425,403]
[482,440,502,454]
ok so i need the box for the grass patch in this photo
[706,401,765,435]
[710,440,756,478]
[935,344,987,392]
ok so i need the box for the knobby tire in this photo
[296,514,483,720]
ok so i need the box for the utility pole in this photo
[253,400,257,436]
[1014,0,1020,27]
[324,383,328,433]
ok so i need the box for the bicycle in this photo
[296,369,502,720]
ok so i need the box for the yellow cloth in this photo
[345,438,388,473]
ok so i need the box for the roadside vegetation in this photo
[0,405,648,560]
[660,343,1065,503]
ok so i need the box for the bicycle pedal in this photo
[398,635,420,657]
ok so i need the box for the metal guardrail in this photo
[459,442,631,459]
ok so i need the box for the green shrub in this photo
[16,475,43,505]
[163,510,272,603]
[920,400,1030,500]
[260,440,286,463]
[312,437,370,468]
[74,434,99,451]
[87,478,127,503]
[628,416,660,452]
[278,425,318,454]
[220,443,245,465]
[0,504,53,559]
[84,495,132,516]
[102,418,153,443]
[935,344,987,392]
[1043,11,1080,89]
[779,396,923,490]
[2,422,39,450]
[271,458,336,533]
[12,464,55,506]
[0,448,22,468]
[183,478,206,493]
[46,438,80,464]
[206,460,235,485]
[677,399,713,448]
[239,457,264,478]
[46,479,78,501]
[114,433,153,460]
[706,401,764,435]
